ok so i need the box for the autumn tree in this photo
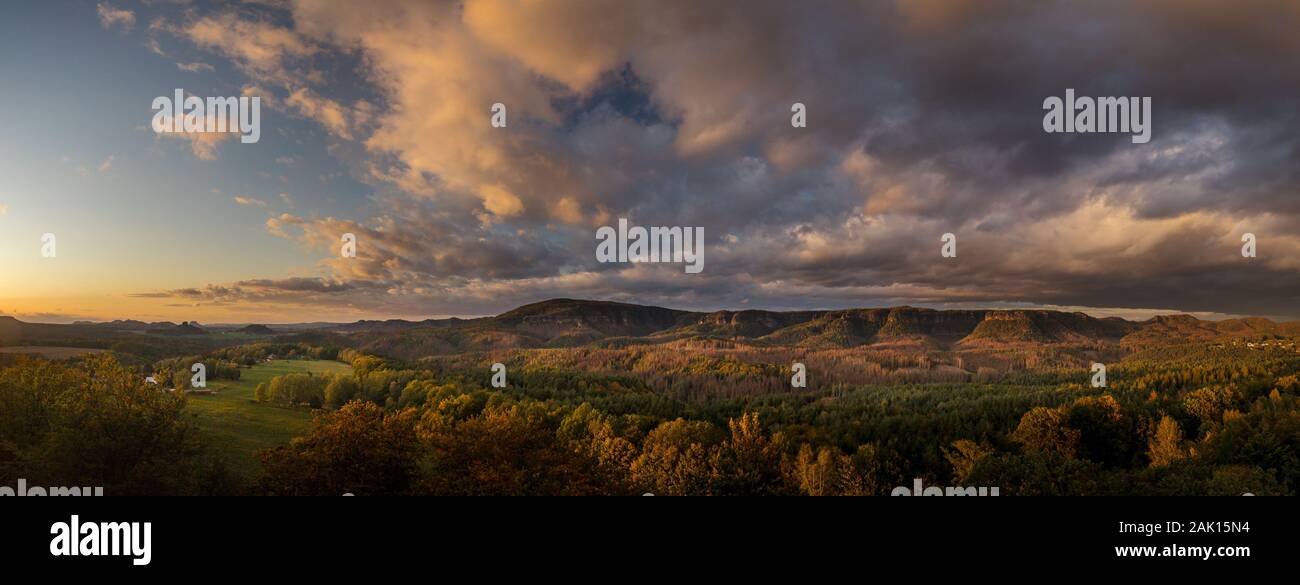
[0,355,208,494]
[1065,395,1135,466]
[259,401,420,495]
[1012,407,1080,458]
[792,444,848,496]
[708,412,791,495]
[631,418,721,495]
[944,439,994,483]
[417,405,621,495]
[1147,415,1187,468]
[324,374,359,409]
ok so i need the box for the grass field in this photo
[187,359,352,479]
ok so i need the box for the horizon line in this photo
[2,297,1293,326]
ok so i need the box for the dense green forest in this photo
[2,333,1296,495]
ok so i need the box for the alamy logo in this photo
[891,478,999,496]
[151,89,261,144]
[50,515,151,566]
[491,362,507,388]
[41,233,57,258]
[1091,363,1107,388]
[1043,89,1151,144]
[596,218,704,274]
[190,363,206,389]
[1,479,102,496]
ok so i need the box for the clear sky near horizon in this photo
[1,1,1298,324]
[0,1,375,322]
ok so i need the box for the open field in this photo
[186,359,352,479]
[0,346,110,358]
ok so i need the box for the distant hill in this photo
[72,319,178,331]
[324,316,477,333]
[962,310,1136,346]
[495,299,692,339]
[1111,314,1296,347]
[153,321,208,336]
[668,309,820,339]
[1,316,135,345]
[342,299,1300,359]
[6,300,1299,360]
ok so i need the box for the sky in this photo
[0,0,1297,324]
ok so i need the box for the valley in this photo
[3,298,1298,496]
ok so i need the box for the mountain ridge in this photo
[5,300,1299,356]
[343,299,1300,358]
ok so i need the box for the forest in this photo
[1,329,1296,495]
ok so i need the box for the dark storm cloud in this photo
[140,0,1300,319]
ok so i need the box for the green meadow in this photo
[187,359,352,479]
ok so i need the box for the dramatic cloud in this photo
[137,0,1300,319]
